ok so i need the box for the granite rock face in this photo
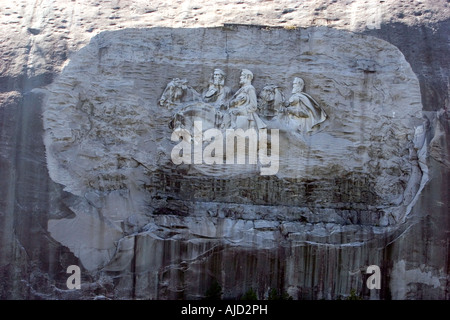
[0,1,448,300]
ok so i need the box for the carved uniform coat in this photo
[229,84,266,130]
[287,92,327,133]
[203,85,232,106]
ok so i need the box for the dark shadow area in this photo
[0,22,448,299]
[364,19,450,112]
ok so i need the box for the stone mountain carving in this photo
[159,78,202,109]
[160,70,327,134]
[227,69,267,130]
[258,85,285,119]
[42,27,429,300]
[203,68,232,107]
[282,77,327,133]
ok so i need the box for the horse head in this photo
[159,78,189,108]
[159,78,201,108]
[258,85,285,116]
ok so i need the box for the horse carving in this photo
[159,78,202,109]
[258,85,285,119]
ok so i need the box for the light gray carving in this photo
[227,69,267,130]
[283,77,327,133]
[258,85,285,119]
[159,72,328,134]
[159,78,201,109]
[203,68,232,107]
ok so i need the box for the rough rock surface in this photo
[0,0,449,300]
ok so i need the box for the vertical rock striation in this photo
[0,1,448,300]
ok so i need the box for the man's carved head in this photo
[239,69,253,85]
[292,77,305,93]
[212,69,226,86]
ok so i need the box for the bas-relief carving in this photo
[159,78,202,109]
[282,77,327,134]
[203,68,232,107]
[41,27,431,289]
[258,85,285,119]
[160,69,328,134]
[227,69,267,130]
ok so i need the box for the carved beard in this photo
[213,78,224,86]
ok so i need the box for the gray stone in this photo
[41,26,430,299]
[0,0,448,300]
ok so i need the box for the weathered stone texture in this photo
[0,1,448,300]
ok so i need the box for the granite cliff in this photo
[0,0,448,300]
